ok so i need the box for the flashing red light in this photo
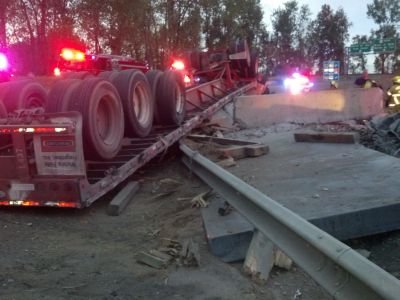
[61,48,86,62]
[0,53,8,71]
[54,67,61,76]
[284,72,313,95]
[172,60,185,71]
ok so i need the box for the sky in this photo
[260,0,378,42]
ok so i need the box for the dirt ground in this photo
[0,149,335,300]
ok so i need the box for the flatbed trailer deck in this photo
[0,70,255,208]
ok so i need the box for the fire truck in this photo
[0,40,257,208]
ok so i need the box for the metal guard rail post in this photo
[180,143,400,300]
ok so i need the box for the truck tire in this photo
[0,100,10,148]
[155,70,186,125]
[67,78,124,160]
[145,70,163,124]
[0,80,47,112]
[47,79,81,112]
[63,71,94,80]
[111,69,154,137]
[98,71,119,82]
[0,99,6,117]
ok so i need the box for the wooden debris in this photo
[160,238,181,248]
[217,145,248,159]
[149,249,174,262]
[217,144,269,160]
[180,239,200,267]
[136,251,169,269]
[151,178,182,200]
[107,181,140,216]
[213,130,224,138]
[274,250,292,270]
[294,132,359,144]
[245,144,269,157]
[191,191,211,208]
[151,190,177,200]
[243,230,274,282]
[159,178,182,186]
[217,157,236,168]
[218,201,233,216]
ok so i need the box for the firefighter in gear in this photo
[354,69,369,87]
[387,75,400,108]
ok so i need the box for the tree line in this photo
[0,0,398,76]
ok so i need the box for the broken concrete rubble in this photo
[363,113,400,157]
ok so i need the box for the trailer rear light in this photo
[61,48,86,62]
[0,127,67,134]
[0,200,40,206]
[0,53,8,70]
[172,60,185,71]
[0,200,78,208]
[45,201,78,208]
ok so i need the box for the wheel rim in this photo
[174,83,184,114]
[132,81,150,126]
[96,95,112,145]
[27,94,45,109]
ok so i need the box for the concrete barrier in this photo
[235,88,384,128]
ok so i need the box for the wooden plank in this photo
[136,251,167,269]
[187,134,258,146]
[245,144,270,157]
[243,230,274,282]
[107,181,140,216]
[294,132,359,144]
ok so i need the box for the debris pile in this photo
[136,238,200,269]
[360,113,400,157]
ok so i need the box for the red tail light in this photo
[0,127,67,134]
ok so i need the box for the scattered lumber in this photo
[294,132,359,144]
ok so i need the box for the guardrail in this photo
[181,143,400,300]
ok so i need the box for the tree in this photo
[308,4,351,74]
[270,0,312,75]
[201,0,267,50]
[0,0,11,48]
[349,35,369,74]
[367,0,400,73]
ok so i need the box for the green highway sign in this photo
[372,39,381,46]
[349,44,360,54]
[383,38,396,52]
[373,43,385,53]
[350,37,397,54]
[360,43,371,52]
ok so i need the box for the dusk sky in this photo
[260,0,378,43]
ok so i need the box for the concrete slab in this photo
[235,88,384,127]
[201,196,253,262]
[226,131,400,240]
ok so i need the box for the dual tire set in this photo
[0,70,186,161]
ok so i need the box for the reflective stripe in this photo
[393,94,400,104]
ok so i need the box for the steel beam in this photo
[180,144,400,300]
